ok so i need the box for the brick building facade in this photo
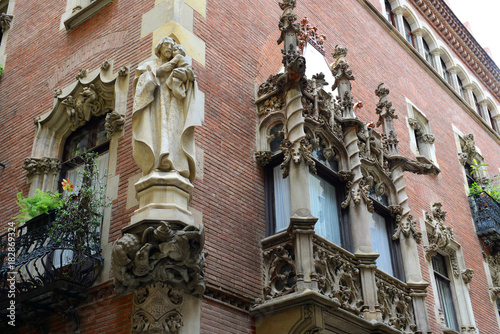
[0,0,500,333]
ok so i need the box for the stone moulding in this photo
[411,0,500,100]
[64,0,115,30]
[22,157,61,176]
[112,221,206,297]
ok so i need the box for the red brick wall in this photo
[1,0,500,333]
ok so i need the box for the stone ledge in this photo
[64,0,114,30]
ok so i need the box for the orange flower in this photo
[62,179,75,192]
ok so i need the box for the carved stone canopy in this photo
[112,221,206,298]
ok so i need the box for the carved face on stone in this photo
[155,37,176,62]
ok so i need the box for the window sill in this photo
[442,328,459,334]
[63,0,114,30]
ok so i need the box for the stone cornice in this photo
[411,0,500,102]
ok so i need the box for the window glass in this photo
[370,211,393,276]
[403,18,414,47]
[457,76,464,98]
[440,58,451,84]
[270,124,284,152]
[473,93,482,116]
[310,173,341,245]
[432,254,459,331]
[273,165,291,232]
[385,0,395,26]
[423,39,431,63]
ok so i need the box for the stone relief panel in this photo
[260,242,296,301]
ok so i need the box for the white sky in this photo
[447,0,500,65]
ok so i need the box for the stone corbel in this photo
[280,138,317,178]
[289,304,324,334]
[104,110,125,139]
[420,133,435,144]
[392,213,422,244]
[112,221,206,297]
[461,268,474,284]
[341,175,374,212]
[0,13,13,32]
[254,151,272,167]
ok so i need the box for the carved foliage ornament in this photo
[458,133,477,165]
[132,283,183,334]
[254,151,272,167]
[104,110,125,139]
[23,157,61,176]
[313,243,363,314]
[261,243,296,300]
[341,175,374,212]
[112,222,206,297]
[298,17,326,55]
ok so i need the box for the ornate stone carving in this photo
[460,327,478,334]
[22,157,62,176]
[254,151,272,167]
[375,83,399,155]
[279,138,316,178]
[387,155,440,175]
[118,66,129,76]
[331,45,355,119]
[104,110,125,139]
[420,133,435,144]
[313,241,363,314]
[298,17,326,55]
[112,221,206,297]
[101,60,111,71]
[131,282,184,334]
[132,37,202,182]
[424,203,456,261]
[54,89,62,98]
[376,272,416,334]
[341,175,374,212]
[262,243,296,300]
[392,213,422,244]
[0,13,13,32]
[458,133,477,165]
[258,95,284,116]
[75,68,87,80]
[62,83,113,131]
[462,268,474,284]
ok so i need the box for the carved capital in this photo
[424,203,455,261]
[279,138,316,178]
[104,110,125,139]
[112,222,206,297]
[462,268,474,284]
[392,214,422,243]
[23,157,62,176]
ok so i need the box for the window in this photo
[423,39,432,63]
[457,76,464,99]
[407,103,437,164]
[485,106,498,133]
[440,57,451,85]
[385,0,395,27]
[265,139,350,250]
[473,93,481,116]
[369,186,404,280]
[463,163,475,188]
[432,254,459,331]
[403,17,414,47]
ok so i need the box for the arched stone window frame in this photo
[453,64,472,102]
[452,126,488,191]
[25,61,129,284]
[420,202,477,333]
[406,100,438,166]
[483,97,500,133]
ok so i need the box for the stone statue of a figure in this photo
[132,37,202,182]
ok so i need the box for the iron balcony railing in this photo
[0,210,103,325]
[469,192,500,245]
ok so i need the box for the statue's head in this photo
[173,45,186,57]
[155,37,176,61]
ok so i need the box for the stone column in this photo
[431,49,443,76]
[479,100,491,125]
[447,66,460,91]
[392,7,405,36]
[412,28,425,55]
[462,83,474,106]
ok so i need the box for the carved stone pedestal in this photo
[131,171,194,226]
[132,282,200,334]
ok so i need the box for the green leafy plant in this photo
[0,64,3,77]
[14,189,63,223]
[468,159,500,202]
[50,152,111,264]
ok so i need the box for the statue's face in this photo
[160,41,173,60]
